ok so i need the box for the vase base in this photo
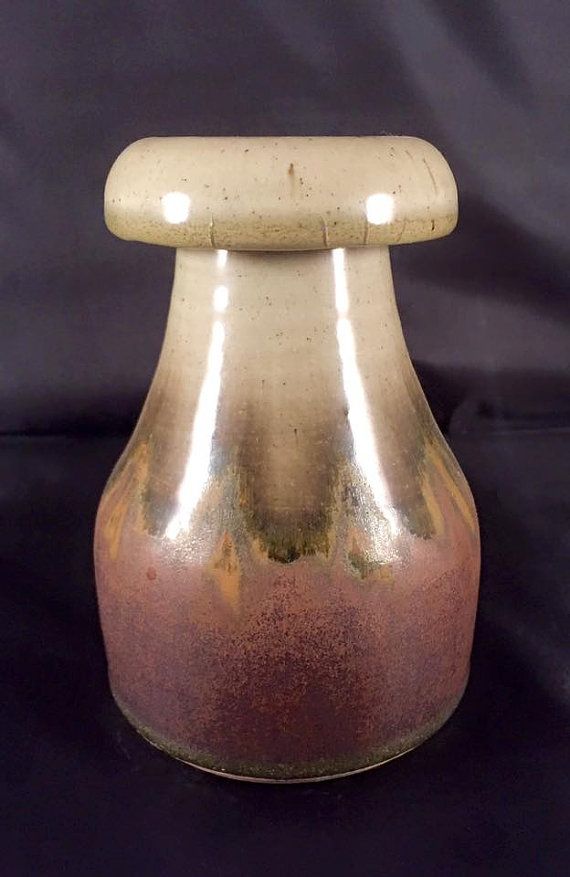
[145,738,418,783]
[111,678,468,783]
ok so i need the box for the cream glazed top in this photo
[104,136,458,251]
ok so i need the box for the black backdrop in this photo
[2,2,569,875]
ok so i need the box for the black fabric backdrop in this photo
[1,2,569,875]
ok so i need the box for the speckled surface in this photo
[104,136,458,250]
[94,242,480,781]
[112,686,468,783]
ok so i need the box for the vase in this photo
[94,136,480,782]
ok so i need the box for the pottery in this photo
[95,137,480,782]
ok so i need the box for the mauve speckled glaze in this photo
[95,137,480,782]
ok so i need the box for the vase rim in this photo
[104,136,457,252]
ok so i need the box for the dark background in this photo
[2,2,569,874]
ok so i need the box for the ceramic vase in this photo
[95,137,480,782]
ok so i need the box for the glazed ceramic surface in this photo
[95,137,479,781]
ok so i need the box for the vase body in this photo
[95,245,479,781]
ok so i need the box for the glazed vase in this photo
[95,137,480,782]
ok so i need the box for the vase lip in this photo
[104,136,458,252]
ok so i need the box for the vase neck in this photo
[160,246,410,379]
[135,245,438,538]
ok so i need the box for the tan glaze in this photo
[96,137,479,780]
[104,136,457,249]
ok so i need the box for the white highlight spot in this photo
[366,193,394,226]
[216,249,228,269]
[166,321,225,539]
[213,285,229,313]
[161,191,191,224]
[332,248,349,316]
[333,249,397,536]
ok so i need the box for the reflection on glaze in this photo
[216,248,228,269]
[333,247,349,315]
[161,191,191,224]
[366,193,394,226]
[332,248,397,539]
[213,284,229,313]
[166,286,227,539]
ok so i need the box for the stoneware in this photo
[95,136,480,782]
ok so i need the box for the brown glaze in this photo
[94,246,479,781]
